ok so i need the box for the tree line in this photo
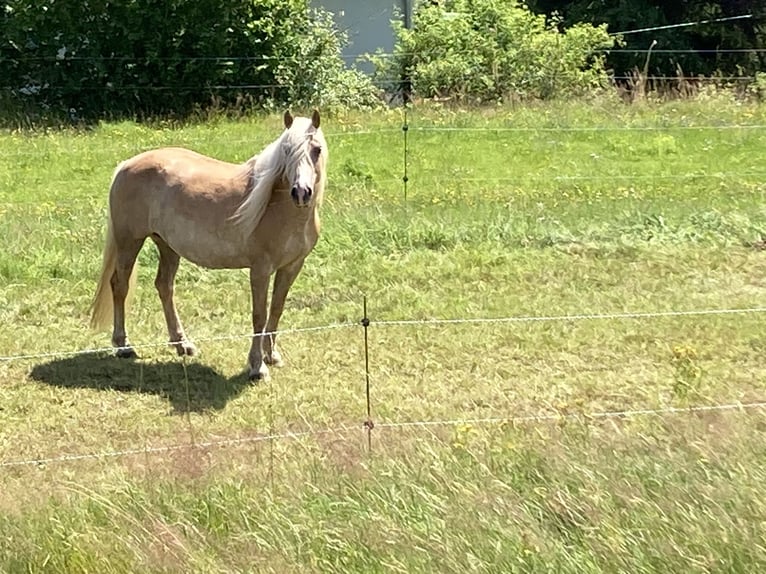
[1,0,763,122]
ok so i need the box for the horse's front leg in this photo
[263,258,306,368]
[248,268,271,381]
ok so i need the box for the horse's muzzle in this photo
[290,186,313,207]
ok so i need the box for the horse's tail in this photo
[89,167,138,330]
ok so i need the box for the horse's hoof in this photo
[116,347,138,359]
[264,350,284,368]
[248,363,270,382]
[175,341,197,357]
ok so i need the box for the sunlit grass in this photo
[1,95,766,571]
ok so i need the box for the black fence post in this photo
[403,106,409,202]
[362,296,373,452]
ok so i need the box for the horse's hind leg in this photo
[152,235,196,357]
[111,239,144,358]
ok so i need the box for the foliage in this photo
[269,8,382,113]
[528,0,766,78]
[0,0,380,121]
[370,0,616,102]
[751,71,766,100]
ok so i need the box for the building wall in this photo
[313,1,411,72]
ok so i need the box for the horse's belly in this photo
[158,228,250,269]
[152,206,318,271]
[177,245,249,269]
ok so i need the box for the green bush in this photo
[0,0,381,121]
[270,7,383,113]
[371,0,616,102]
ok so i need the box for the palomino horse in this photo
[90,110,327,380]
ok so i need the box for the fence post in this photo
[402,105,409,202]
[362,296,373,452]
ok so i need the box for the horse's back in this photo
[114,147,244,192]
[111,147,252,211]
[107,147,255,267]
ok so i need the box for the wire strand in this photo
[0,129,402,160]
[375,401,766,429]
[3,307,765,364]
[4,46,766,62]
[0,75,757,94]
[3,170,766,202]
[411,124,766,133]
[2,401,764,469]
[0,425,359,469]
[1,122,764,165]
[610,14,753,36]
[608,48,766,54]
[0,80,404,92]
[373,307,766,329]
[0,322,356,363]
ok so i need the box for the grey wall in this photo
[313,1,411,72]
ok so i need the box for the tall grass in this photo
[1,95,766,571]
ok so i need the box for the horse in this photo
[89,110,328,380]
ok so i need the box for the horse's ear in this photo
[283,110,293,129]
[311,109,321,129]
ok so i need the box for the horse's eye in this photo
[310,146,322,162]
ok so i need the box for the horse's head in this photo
[281,110,327,208]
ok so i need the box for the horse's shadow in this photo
[29,354,251,413]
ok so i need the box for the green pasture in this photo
[1,94,766,572]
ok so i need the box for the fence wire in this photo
[0,322,355,363]
[0,122,764,163]
[0,425,354,469]
[3,45,764,64]
[610,13,754,36]
[0,128,403,160]
[3,306,765,364]
[2,401,764,470]
[0,75,758,95]
[412,124,766,133]
[4,170,765,208]
[375,401,766,430]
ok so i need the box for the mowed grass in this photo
[1,94,766,572]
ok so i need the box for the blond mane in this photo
[231,116,327,237]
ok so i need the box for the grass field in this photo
[2,93,766,572]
